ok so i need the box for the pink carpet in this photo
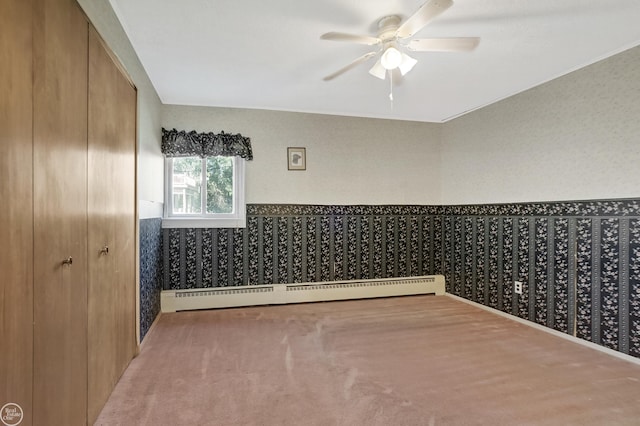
[96,295,640,425]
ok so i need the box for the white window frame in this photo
[162,156,246,228]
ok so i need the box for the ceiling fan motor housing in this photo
[377,14,402,70]
[377,15,401,44]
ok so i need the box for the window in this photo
[163,156,245,228]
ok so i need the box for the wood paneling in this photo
[0,0,34,424]
[87,26,137,424]
[32,0,89,424]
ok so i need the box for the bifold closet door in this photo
[0,0,34,423]
[32,0,89,424]
[87,26,137,424]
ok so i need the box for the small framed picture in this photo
[287,147,306,170]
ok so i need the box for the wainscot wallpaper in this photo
[140,218,163,340]
[440,200,640,358]
[156,201,640,359]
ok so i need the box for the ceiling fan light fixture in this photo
[398,52,418,76]
[368,59,387,80]
[381,47,402,70]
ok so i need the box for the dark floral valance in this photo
[161,128,253,160]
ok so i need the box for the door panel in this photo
[0,0,34,424]
[87,26,137,424]
[33,0,88,424]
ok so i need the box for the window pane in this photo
[206,156,234,214]
[172,157,202,214]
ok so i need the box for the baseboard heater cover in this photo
[161,275,445,313]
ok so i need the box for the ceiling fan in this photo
[321,0,479,81]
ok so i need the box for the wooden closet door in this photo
[0,0,34,424]
[87,26,137,424]
[32,0,88,424]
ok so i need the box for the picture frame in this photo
[287,147,306,171]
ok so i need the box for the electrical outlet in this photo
[514,281,523,295]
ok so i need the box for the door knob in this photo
[100,245,109,255]
[62,257,73,266]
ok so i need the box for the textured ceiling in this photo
[110,0,640,123]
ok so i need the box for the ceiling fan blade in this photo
[407,37,480,52]
[396,0,454,39]
[320,32,381,46]
[323,51,378,81]
[368,58,386,80]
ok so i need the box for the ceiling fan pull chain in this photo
[389,70,394,109]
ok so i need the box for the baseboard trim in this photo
[446,293,640,367]
[161,275,445,313]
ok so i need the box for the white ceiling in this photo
[109,0,640,123]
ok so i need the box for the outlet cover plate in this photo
[514,281,523,295]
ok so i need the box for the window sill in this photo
[162,217,246,229]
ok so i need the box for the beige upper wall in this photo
[85,0,640,210]
[78,0,164,217]
[162,45,640,208]
[441,45,640,205]
[163,106,442,205]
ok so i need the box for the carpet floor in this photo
[95,295,640,425]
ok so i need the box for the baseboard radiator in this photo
[161,275,445,313]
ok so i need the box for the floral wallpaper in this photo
[161,200,640,359]
[163,205,441,290]
[516,218,530,319]
[140,218,163,341]
[629,219,640,357]
[441,200,640,359]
